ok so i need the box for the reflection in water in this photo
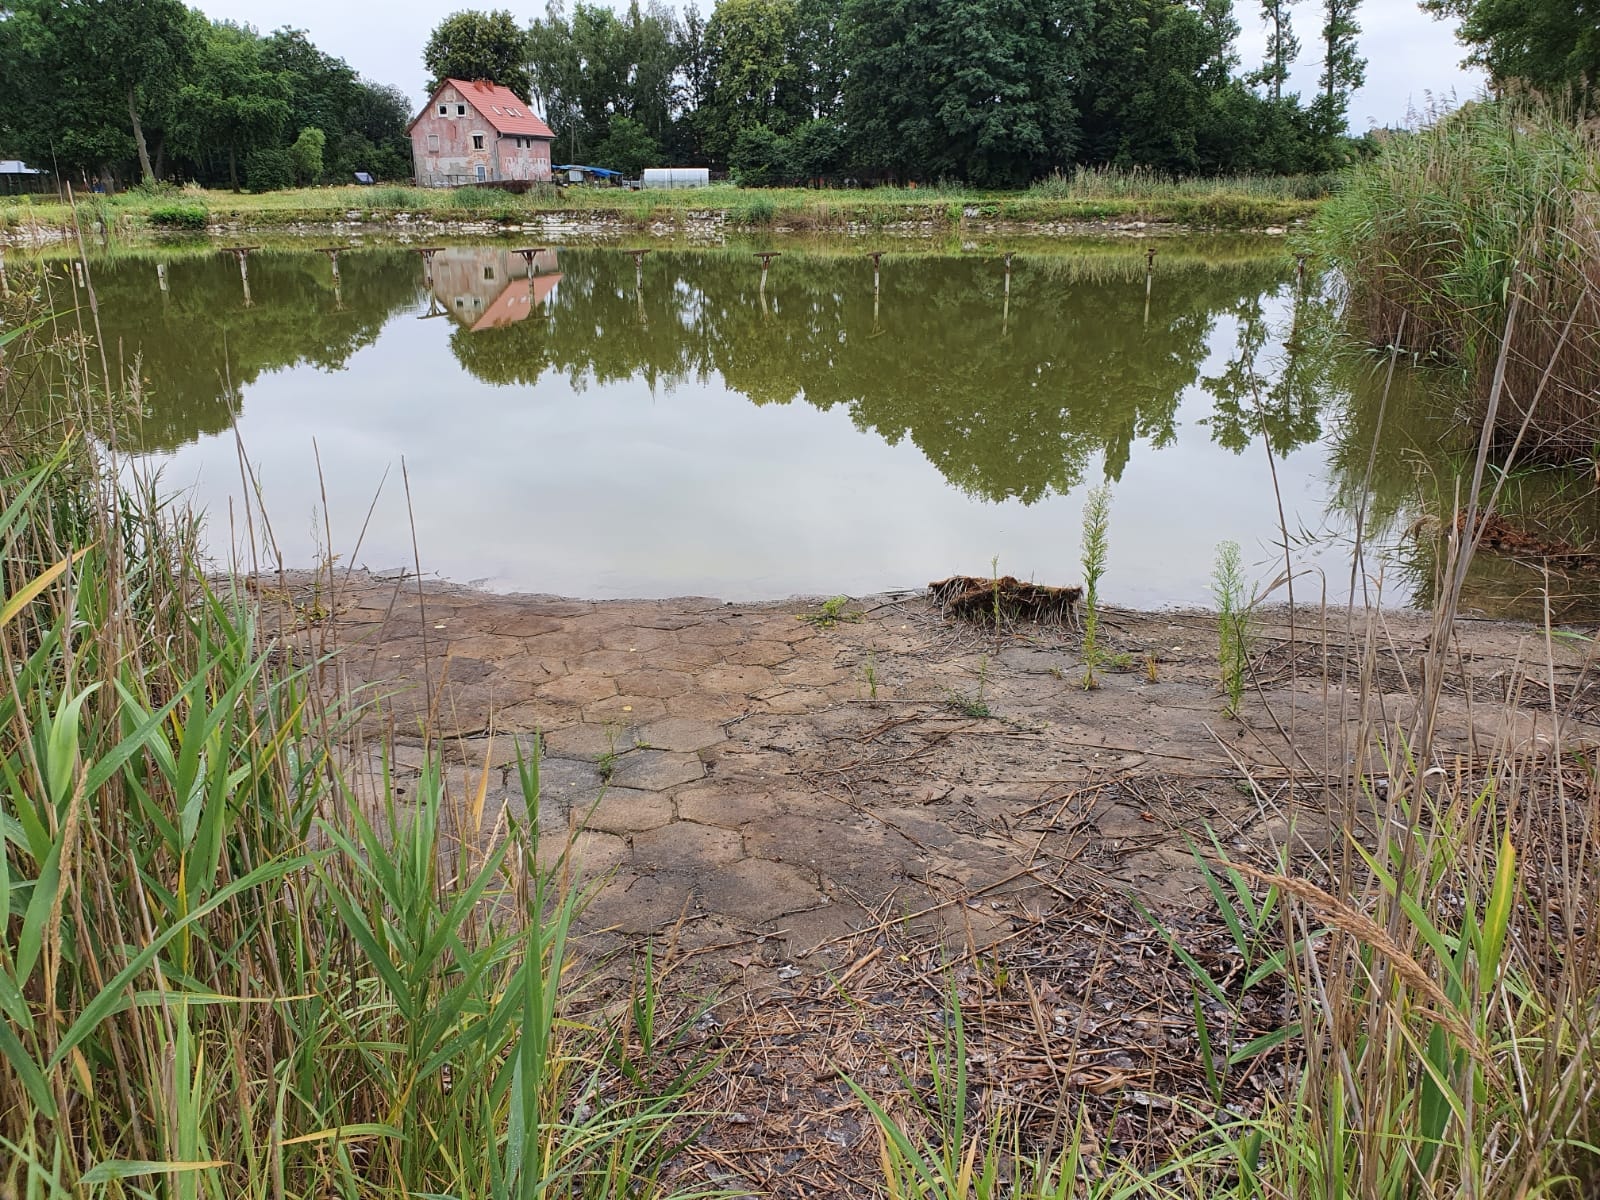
[444,249,1297,505]
[47,242,1562,608]
[428,246,562,330]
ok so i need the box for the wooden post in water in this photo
[1001,253,1015,335]
[226,247,259,306]
[512,247,547,276]
[415,246,444,287]
[866,252,884,326]
[755,252,780,316]
[1144,246,1156,326]
[1295,253,1308,291]
[156,261,168,294]
[317,247,345,308]
[628,248,651,291]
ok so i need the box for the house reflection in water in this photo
[430,247,562,330]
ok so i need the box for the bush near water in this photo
[1309,100,1600,460]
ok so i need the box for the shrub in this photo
[1308,100,1600,459]
[732,194,776,226]
[146,202,209,230]
[245,145,295,192]
[290,126,326,186]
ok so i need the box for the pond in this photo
[27,239,1561,611]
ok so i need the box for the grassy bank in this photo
[0,169,1330,242]
[1308,100,1600,461]
[5,258,1600,1197]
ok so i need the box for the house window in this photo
[484,266,495,281]
[426,133,440,151]
[457,104,466,115]
[472,134,484,150]
[438,104,447,115]
[475,165,487,181]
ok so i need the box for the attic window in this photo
[438,104,447,115]
[507,107,520,116]
[492,105,503,114]
[457,104,466,115]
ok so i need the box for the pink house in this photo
[408,78,555,187]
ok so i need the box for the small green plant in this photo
[597,722,623,782]
[947,653,992,718]
[863,652,880,700]
[1078,484,1112,689]
[800,594,862,629]
[1212,539,1253,717]
[146,202,209,230]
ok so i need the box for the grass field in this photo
[0,168,1331,238]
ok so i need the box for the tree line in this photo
[425,0,1373,185]
[1,0,1581,195]
[0,0,412,191]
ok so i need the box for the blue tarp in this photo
[553,164,623,178]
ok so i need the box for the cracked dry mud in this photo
[273,571,1597,980]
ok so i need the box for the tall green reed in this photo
[0,271,703,1199]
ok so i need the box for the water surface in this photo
[46,242,1496,607]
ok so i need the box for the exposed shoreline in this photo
[1,188,1320,248]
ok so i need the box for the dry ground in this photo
[261,571,1599,1193]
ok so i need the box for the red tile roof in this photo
[443,78,554,139]
[470,273,563,331]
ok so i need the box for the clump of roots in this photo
[928,575,1084,628]
[1457,512,1596,572]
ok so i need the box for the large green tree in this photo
[423,9,533,98]
[842,0,1092,186]
[170,20,292,191]
[701,0,807,160]
[1318,0,1364,113]
[1253,0,1302,101]
[528,1,679,164]
[0,0,192,185]
[1423,0,1600,102]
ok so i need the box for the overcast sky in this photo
[191,0,1485,131]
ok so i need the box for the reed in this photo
[0,283,703,1199]
[1309,99,1600,460]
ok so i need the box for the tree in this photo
[0,0,193,185]
[1077,0,1239,173]
[593,115,661,175]
[702,0,806,161]
[1318,0,1364,112]
[75,0,193,183]
[843,0,1093,186]
[528,2,680,165]
[423,9,532,98]
[1253,0,1302,102]
[729,122,791,184]
[171,21,292,191]
[1422,0,1600,102]
[290,127,326,184]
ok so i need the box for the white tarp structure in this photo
[641,168,710,190]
